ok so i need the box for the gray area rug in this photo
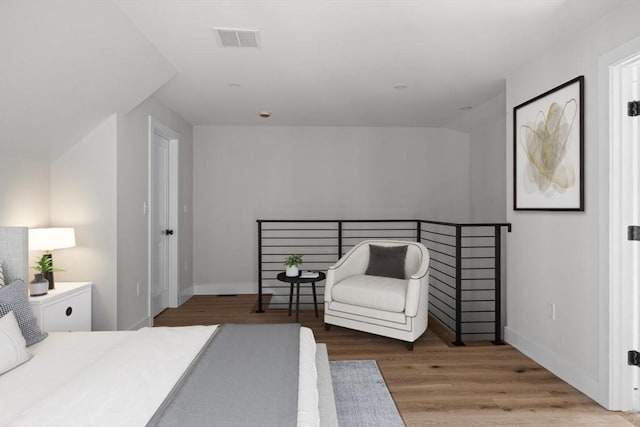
[330,360,405,427]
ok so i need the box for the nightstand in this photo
[29,282,92,332]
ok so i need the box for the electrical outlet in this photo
[183,204,188,214]
[136,282,140,297]
[143,202,148,216]
[549,303,556,320]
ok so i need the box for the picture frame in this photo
[513,75,584,211]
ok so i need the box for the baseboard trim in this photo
[179,286,194,305]
[193,282,258,295]
[128,316,151,330]
[504,326,601,404]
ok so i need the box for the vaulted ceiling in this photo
[0,1,176,158]
[0,0,628,158]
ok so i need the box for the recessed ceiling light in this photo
[228,82,242,88]
[392,84,408,90]
[460,106,473,111]
[259,111,271,118]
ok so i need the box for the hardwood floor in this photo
[155,295,640,426]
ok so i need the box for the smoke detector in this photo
[213,27,260,48]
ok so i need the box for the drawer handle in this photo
[65,307,73,317]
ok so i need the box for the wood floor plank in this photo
[154,295,639,426]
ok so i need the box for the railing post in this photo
[416,220,421,243]
[256,221,264,313]
[492,226,504,344]
[338,221,343,260]
[453,225,464,346]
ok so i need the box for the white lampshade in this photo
[29,228,76,252]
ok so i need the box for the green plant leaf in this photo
[284,254,303,267]
[30,254,65,273]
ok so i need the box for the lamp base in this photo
[43,253,55,290]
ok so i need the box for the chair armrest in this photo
[405,245,430,316]
[405,275,428,317]
[324,242,369,303]
[409,259,429,280]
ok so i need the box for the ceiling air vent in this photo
[213,27,260,48]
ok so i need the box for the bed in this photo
[0,227,338,427]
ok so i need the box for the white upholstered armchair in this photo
[324,240,430,350]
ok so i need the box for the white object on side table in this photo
[29,282,92,332]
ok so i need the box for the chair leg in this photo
[406,341,414,351]
[324,324,331,331]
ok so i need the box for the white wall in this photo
[447,91,507,221]
[193,125,470,293]
[39,97,193,332]
[504,1,640,405]
[0,155,52,273]
[0,155,50,227]
[50,115,118,331]
[1,94,194,332]
[116,96,194,330]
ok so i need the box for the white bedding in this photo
[0,325,319,427]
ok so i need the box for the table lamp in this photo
[28,227,76,290]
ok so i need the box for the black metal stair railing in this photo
[257,219,511,345]
[420,221,511,345]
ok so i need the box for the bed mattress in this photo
[0,325,319,426]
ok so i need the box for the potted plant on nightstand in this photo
[284,254,303,277]
[30,255,63,297]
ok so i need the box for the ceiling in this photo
[0,1,176,158]
[0,0,627,158]
[117,0,624,127]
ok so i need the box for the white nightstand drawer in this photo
[29,282,92,332]
[41,290,91,332]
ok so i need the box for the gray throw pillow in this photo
[0,279,48,346]
[365,244,408,280]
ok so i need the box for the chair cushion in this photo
[327,301,408,325]
[331,274,407,313]
[365,244,407,279]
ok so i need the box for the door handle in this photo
[164,229,174,236]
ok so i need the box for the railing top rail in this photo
[420,219,512,231]
[257,219,417,223]
[257,218,511,232]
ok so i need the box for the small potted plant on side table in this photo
[284,254,303,277]
[30,255,63,296]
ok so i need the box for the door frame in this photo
[599,36,640,411]
[148,116,180,324]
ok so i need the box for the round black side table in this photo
[276,271,326,322]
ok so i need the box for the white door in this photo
[625,60,640,412]
[150,130,171,317]
[606,41,640,411]
[613,54,640,411]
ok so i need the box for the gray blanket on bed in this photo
[148,323,301,427]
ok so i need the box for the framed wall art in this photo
[513,75,584,211]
